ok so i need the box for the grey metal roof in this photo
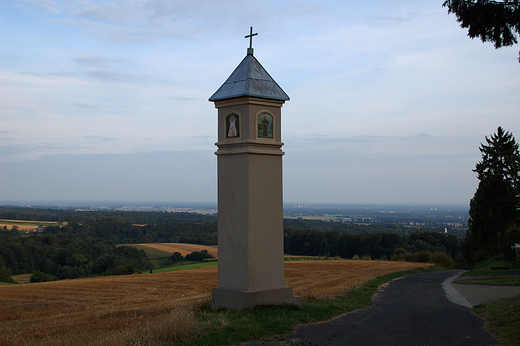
[209,50,290,102]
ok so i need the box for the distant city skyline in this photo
[1,1,519,205]
[0,200,471,210]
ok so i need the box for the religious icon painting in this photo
[257,113,273,139]
[226,114,239,138]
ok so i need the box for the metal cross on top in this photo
[245,27,258,49]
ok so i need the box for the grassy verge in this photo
[118,244,172,260]
[150,262,218,274]
[180,266,441,346]
[459,276,520,285]
[474,294,520,345]
[150,257,169,269]
[463,255,520,277]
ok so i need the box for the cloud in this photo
[72,103,97,109]
[77,2,138,25]
[82,136,117,142]
[172,96,197,101]
[0,141,83,163]
[86,70,150,83]
[74,56,130,67]
[18,0,60,13]
[19,72,48,78]
[31,0,322,44]
[366,13,416,27]
[283,133,480,166]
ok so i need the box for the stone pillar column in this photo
[210,96,302,310]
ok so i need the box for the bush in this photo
[30,271,58,283]
[412,251,432,263]
[431,252,453,268]
[0,256,15,283]
[392,248,453,267]
[185,250,213,262]
[168,252,184,264]
[110,265,134,276]
[391,248,409,261]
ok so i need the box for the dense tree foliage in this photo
[0,234,151,279]
[284,218,466,238]
[0,208,216,225]
[284,228,460,259]
[0,255,15,283]
[443,0,520,61]
[43,219,217,245]
[462,127,520,264]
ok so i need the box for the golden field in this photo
[136,243,219,257]
[0,260,429,346]
[0,219,62,231]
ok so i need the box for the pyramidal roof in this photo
[209,49,289,102]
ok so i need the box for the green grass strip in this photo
[117,244,172,260]
[463,255,520,276]
[182,266,441,346]
[474,294,520,345]
[459,276,520,285]
[149,262,218,274]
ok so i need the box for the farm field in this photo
[0,260,429,346]
[11,274,32,284]
[0,219,63,231]
[130,243,219,258]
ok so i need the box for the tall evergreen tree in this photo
[462,127,520,264]
[443,0,520,62]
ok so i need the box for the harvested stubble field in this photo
[0,219,62,231]
[135,243,219,257]
[0,260,428,346]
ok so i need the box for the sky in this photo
[1,0,519,206]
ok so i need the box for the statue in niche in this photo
[226,114,239,138]
[258,113,273,139]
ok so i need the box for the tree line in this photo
[284,219,466,238]
[0,208,215,225]
[44,219,217,245]
[284,228,460,259]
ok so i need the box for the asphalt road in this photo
[245,271,499,346]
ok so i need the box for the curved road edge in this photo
[443,270,473,308]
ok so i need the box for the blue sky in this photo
[1,0,519,205]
